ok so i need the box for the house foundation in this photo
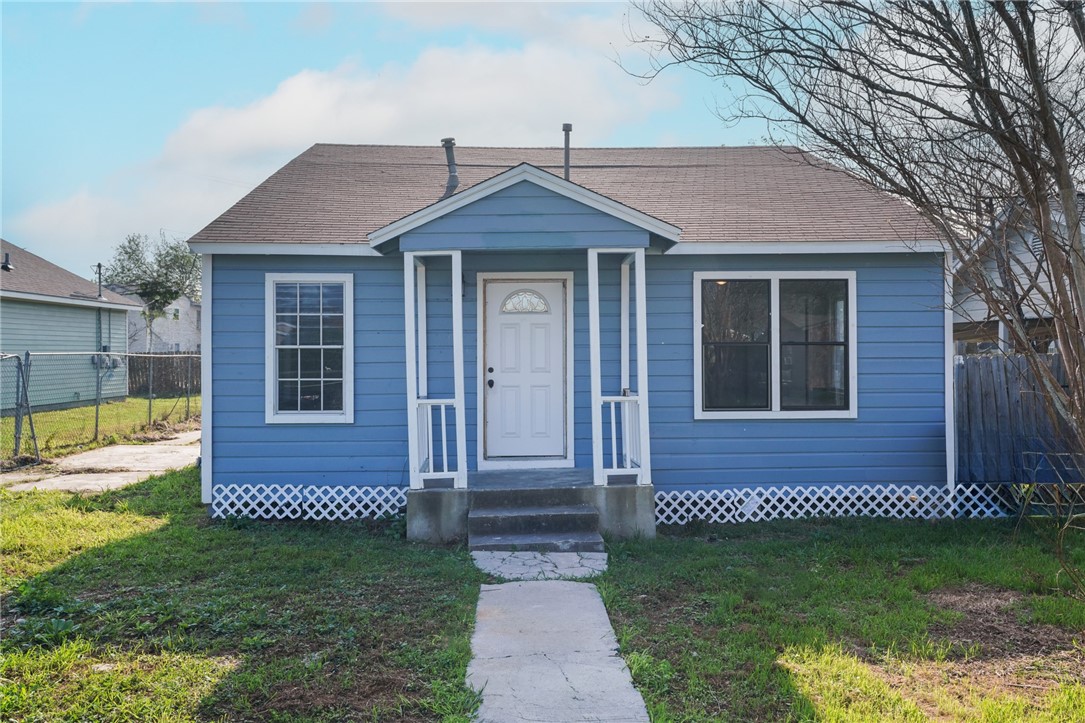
[406,480,656,545]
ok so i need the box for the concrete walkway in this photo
[1,430,201,492]
[468,580,649,723]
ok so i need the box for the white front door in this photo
[483,279,568,460]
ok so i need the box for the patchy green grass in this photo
[603,519,1085,722]
[1,468,484,721]
[1,394,201,460]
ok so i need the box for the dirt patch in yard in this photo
[869,585,1085,718]
[125,416,201,443]
[259,674,412,721]
[874,650,1084,719]
[925,584,1080,658]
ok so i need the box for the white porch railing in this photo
[601,394,643,478]
[415,398,457,482]
[589,248,653,486]
[404,251,467,490]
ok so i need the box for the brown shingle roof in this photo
[0,239,139,307]
[189,144,939,246]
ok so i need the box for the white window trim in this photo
[693,270,858,420]
[265,272,355,424]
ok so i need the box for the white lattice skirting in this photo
[212,484,407,521]
[212,483,1009,524]
[655,484,1010,525]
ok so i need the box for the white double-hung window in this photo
[265,273,354,423]
[693,271,857,419]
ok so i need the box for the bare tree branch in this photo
[631,0,1085,592]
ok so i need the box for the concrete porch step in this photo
[470,486,592,510]
[468,504,600,537]
[468,530,605,553]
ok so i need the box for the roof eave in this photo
[0,289,142,311]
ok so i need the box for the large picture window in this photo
[265,273,354,424]
[694,272,856,419]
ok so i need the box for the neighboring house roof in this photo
[0,239,139,311]
[105,285,202,310]
[951,193,1085,273]
[189,144,940,247]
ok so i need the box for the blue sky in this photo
[3,2,765,278]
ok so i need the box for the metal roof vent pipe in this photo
[1,252,13,272]
[562,123,572,181]
[441,137,459,198]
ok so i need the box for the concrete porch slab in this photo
[471,551,608,580]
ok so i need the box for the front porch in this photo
[402,247,654,490]
[400,247,657,544]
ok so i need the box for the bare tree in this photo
[633,0,1084,590]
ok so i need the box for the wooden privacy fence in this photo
[127,353,201,397]
[955,353,1080,484]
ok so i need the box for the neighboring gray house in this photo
[109,287,202,353]
[953,196,1082,353]
[0,239,139,410]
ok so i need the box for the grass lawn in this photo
[1,395,202,460]
[6,473,1085,723]
[602,520,1085,722]
[0,467,484,722]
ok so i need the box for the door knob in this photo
[487,379,494,389]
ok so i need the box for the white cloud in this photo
[381,2,633,49]
[7,9,678,276]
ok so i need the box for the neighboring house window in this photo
[173,308,180,320]
[693,271,857,420]
[265,273,354,424]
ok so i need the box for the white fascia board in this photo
[186,242,380,257]
[368,163,683,248]
[666,240,944,255]
[0,289,140,312]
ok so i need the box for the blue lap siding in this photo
[210,250,947,491]
[211,254,410,486]
[646,253,948,489]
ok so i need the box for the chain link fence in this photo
[1,352,201,465]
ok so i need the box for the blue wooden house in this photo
[189,140,1001,547]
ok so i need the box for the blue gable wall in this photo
[209,250,947,490]
[399,181,650,251]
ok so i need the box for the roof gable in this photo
[367,163,681,249]
[399,180,654,252]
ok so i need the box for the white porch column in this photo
[633,248,653,484]
[416,261,428,398]
[620,260,630,468]
[588,249,605,485]
[451,250,468,488]
[403,252,422,489]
